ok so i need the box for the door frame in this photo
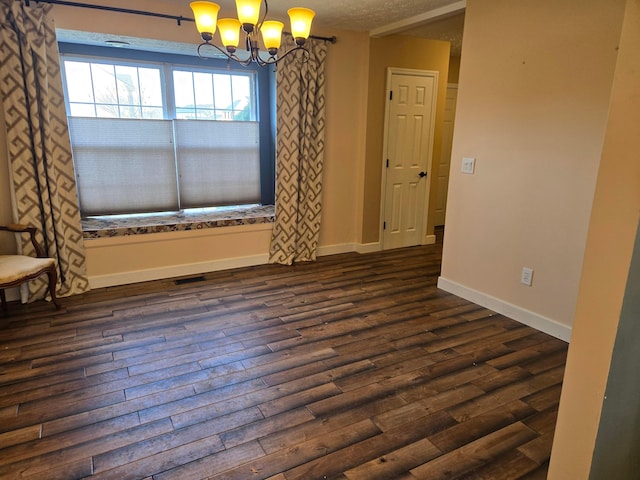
[379,67,439,249]
[434,82,459,226]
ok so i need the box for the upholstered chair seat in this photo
[0,224,61,311]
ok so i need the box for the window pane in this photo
[176,108,196,119]
[119,106,142,118]
[64,59,164,120]
[139,68,163,107]
[174,70,195,109]
[196,109,215,120]
[232,75,251,120]
[213,74,232,111]
[91,63,118,108]
[64,61,94,103]
[142,107,164,119]
[115,65,141,109]
[215,110,234,121]
[193,72,214,109]
[96,104,119,118]
[69,103,96,117]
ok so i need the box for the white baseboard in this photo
[425,235,436,245]
[316,243,357,257]
[87,240,434,290]
[89,254,269,289]
[355,242,381,254]
[437,276,572,342]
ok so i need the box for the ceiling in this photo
[57,0,466,57]
[211,0,467,55]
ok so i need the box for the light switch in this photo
[461,157,475,174]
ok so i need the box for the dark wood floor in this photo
[0,233,567,479]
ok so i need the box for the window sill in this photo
[81,205,275,239]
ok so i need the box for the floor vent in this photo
[174,276,206,285]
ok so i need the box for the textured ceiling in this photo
[225,0,466,54]
[57,0,465,57]
[259,0,460,31]
[402,12,465,56]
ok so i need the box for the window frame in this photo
[58,42,276,214]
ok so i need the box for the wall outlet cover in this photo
[521,267,534,286]
[461,157,475,174]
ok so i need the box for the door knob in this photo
[418,171,427,178]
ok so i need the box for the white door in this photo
[434,84,458,226]
[382,70,437,250]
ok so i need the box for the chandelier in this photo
[190,0,315,66]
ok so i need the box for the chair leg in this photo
[45,267,61,310]
[0,289,6,312]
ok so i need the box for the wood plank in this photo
[428,400,537,453]
[153,442,266,480]
[459,449,540,479]
[410,422,539,479]
[207,419,381,480]
[285,414,449,480]
[446,366,565,422]
[259,395,408,455]
[93,409,261,473]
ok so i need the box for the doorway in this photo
[381,68,438,250]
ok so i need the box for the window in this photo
[59,43,275,218]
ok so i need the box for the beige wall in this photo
[448,56,461,84]
[362,35,450,244]
[549,0,640,476]
[440,0,625,328]
[0,0,370,284]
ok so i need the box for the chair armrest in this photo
[0,224,47,258]
[0,224,32,233]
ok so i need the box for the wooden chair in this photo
[0,224,61,311]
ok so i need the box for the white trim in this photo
[355,242,382,254]
[437,276,572,342]
[87,241,386,289]
[89,253,269,289]
[370,1,466,37]
[424,235,437,246]
[316,243,356,257]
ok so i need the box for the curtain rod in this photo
[24,0,337,43]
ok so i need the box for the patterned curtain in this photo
[0,0,89,302]
[269,38,328,265]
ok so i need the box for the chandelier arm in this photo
[256,0,269,33]
[274,45,311,64]
[251,45,310,67]
[197,41,253,66]
[253,55,272,67]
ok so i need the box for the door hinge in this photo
[383,221,386,230]
[386,159,389,168]
[389,90,393,101]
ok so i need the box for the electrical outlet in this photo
[521,267,534,286]
[461,157,475,174]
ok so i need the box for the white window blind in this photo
[69,117,261,215]
[69,117,178,216]
[174,120,260,208]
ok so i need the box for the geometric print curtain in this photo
[269,38,328,265]
[0,0,89,303]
